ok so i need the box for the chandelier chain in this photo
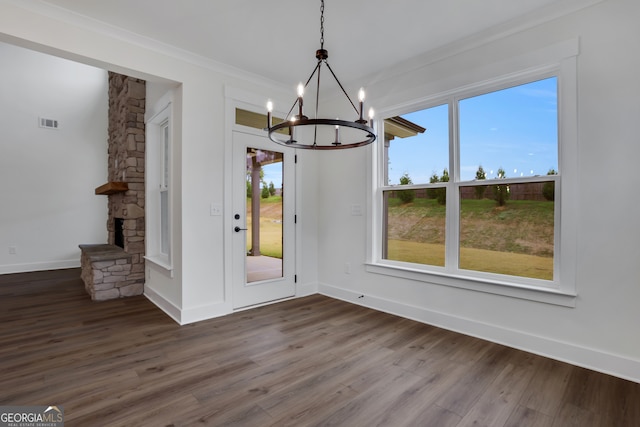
[320,0,325,49]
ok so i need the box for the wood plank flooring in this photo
[1,269,638,426]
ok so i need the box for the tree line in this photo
[397,166,556,206]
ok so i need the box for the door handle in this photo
[234,226,247,232]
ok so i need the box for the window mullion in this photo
[445,99,460,273]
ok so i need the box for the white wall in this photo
[0,42,108,274]
[318,0,640,382]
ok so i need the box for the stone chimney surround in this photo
[79,72,146,301]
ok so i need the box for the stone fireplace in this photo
[79,72,146,301]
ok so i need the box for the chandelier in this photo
[266,0,376,150]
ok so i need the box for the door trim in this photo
[224,87,304,311]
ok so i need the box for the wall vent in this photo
[39,117,59,130]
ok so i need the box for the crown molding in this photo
[362,0,605,87]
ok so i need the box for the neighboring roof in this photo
[384,116,426,140]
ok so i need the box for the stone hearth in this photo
[79,244,142,300]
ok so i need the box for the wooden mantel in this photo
[95,182,128,195]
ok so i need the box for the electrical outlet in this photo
[210,203,222,216]
[8,246,17,255]
[345,262,351,274]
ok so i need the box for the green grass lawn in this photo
[387,240,553,280]
[246,196,283,258]
[246,218,282,258]
[248,195,555,280]
[387,197,555,280]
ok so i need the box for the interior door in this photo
[232,130,296,309]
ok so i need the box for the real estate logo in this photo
[0,406,64,427]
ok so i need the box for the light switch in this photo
[351,204,362,216]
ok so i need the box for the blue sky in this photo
[261,162,283,189]
[388,77,558,184]
[259,77,558,188]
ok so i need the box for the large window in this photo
[372,64,578,304]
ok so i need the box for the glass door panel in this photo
[245,148,284,283]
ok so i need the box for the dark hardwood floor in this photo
[1,269,638,426]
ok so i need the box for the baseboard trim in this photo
[146,282,318,326]
[296,281,318,298]
[143,286,182,324]
[319,283,640,384]
[180,301,233,325]
[0,260,80,275]
[144,287,233,325]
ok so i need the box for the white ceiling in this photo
[39,0,584,87]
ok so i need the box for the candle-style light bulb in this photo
[358,88,365,122]
[368,107,375,128]
[297,83,304,118]
[266,100,273,129]
[289,116,297,143]
[334,118,341,145]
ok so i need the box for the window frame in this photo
[367,52,578,307]
[145,97,173,273]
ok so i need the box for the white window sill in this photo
[365,262,576,307]
[144,255,174,278]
